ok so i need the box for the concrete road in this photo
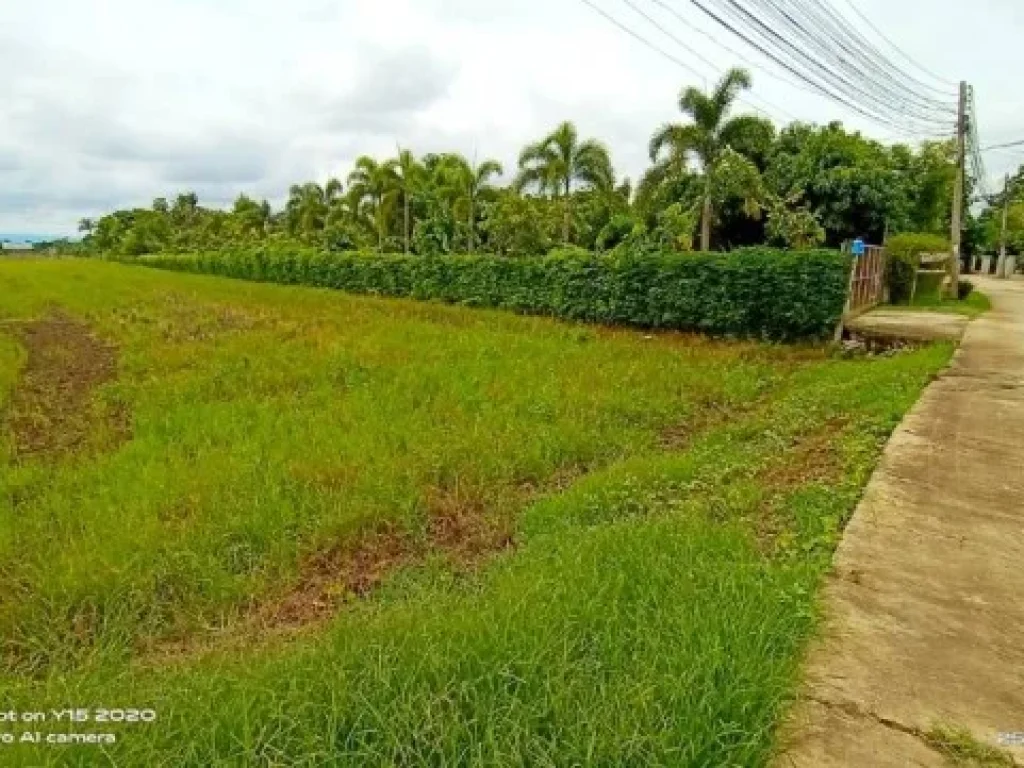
[777,276,1024,767]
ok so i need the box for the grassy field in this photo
[0,259,951,766]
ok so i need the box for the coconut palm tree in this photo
[649,68,764,251]
[347,157,399,253]
[515,121,613,243]
[438,155,505,252]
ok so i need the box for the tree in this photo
[438,155,504,252]
[649,68,758,250]
[66,68,968,262]
[765,122,906,245]
[389,149,423,254]
[233,194,272,240]
[654,202,700,252]
[515,121,613,244]
[482,191,557,256]
[348,157,398,253]
[595,212,644,252]
[285,180,343,243]
[904,140,956,234]
[171,192,199,226]
[765,193,826,249]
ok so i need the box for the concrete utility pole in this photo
[949,80,968,298]
[998,173,1011,278]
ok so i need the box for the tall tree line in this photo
[76,69,977,259]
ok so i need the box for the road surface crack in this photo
[804,695,1022,767]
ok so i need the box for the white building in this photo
[1,241,35,252]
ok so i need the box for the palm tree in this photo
[348,157,399,253]
[649,68,761,251]
[515,121,613,243]
[285,179,343,239]
[387,149,424,254]
[439,155,504,252]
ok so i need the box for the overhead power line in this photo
[644,0,806,92]
[981,139,1024,152]
[578,0,797,123]
[967,96,989,198]
[695,0,947,127]
[582,0,959,141]
[981,147,1024,163]
[786,0,954,107]
[580,0,705,82]
[699,0,953,130]
[751,0,952,117]
[617,0,800,119]
[682,0,954,137]
[837,0,959,90]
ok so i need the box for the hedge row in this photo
[136,247,852,340]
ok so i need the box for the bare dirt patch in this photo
[3,312,128,460]
[757,418,849,491]
[265,523,417,627]
[750,418,850,550]
[142,469,576,666]
[258,484,517,631]
[424,484,516,566]
[659,397,742,451]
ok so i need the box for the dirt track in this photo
[778,276,1024,767]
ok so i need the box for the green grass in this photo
[925,725,1017,767]
[0,260,952,766]
[888,289,992,318]
[0,331,22,464]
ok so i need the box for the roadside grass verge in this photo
[0,260,952,766]
[888,290,992,318]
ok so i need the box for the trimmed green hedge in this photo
[136,247,851,340]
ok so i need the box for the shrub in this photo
[136,247,852,341]
[546,246,592,260]
[914,270,945,302]
[885,233,950,303]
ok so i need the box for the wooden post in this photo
[949,81,968,297]
[834,241,855,342]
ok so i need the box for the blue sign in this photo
[851,238,866,257]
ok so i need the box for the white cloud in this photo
[0,0,1022,233]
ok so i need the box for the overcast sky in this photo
[1,0,1022,235]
